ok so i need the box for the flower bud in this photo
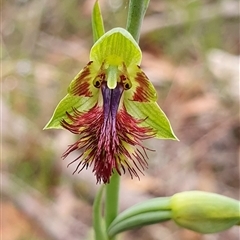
[170,191,240,233]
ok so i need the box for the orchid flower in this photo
[44,28,177,184]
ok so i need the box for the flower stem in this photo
[93,186,107,240]
[105,171,120,240]
[126,0,150,43]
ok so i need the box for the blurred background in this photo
[1,0,239,239]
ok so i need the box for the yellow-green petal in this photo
[124,65,157,102]
[68,61,100,97]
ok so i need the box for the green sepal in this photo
[125,100,178,140]
[90,27,142,67]
[43,94,97,129]
[92,0,105,43]
[108,197,171,237]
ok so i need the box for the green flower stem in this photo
[105,171,120,240]
[126,0,150,42]
[93,186,107,240]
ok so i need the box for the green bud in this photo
[170,191,240,233]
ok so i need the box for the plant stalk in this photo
[105,171,120,240]
[126,0,150,42]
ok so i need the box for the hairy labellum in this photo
[61,82,154,183]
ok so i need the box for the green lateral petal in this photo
[124,100,178,140]
[43,94,97,129]
[124,65,157,102]
[90,28,142,67]
[68,61,99,97]
[92,0,105,43]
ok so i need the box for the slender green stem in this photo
[126,0,150,43]
[93,186,107,240]
[105,172,120,240]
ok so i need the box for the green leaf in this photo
[124,100,178,140]
[90,28,142,67]
[109,211,171,237]
[92,0,105,43]
[43,94,97,129]
[108,197,171,237]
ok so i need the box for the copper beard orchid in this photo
[44,28,177,183]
